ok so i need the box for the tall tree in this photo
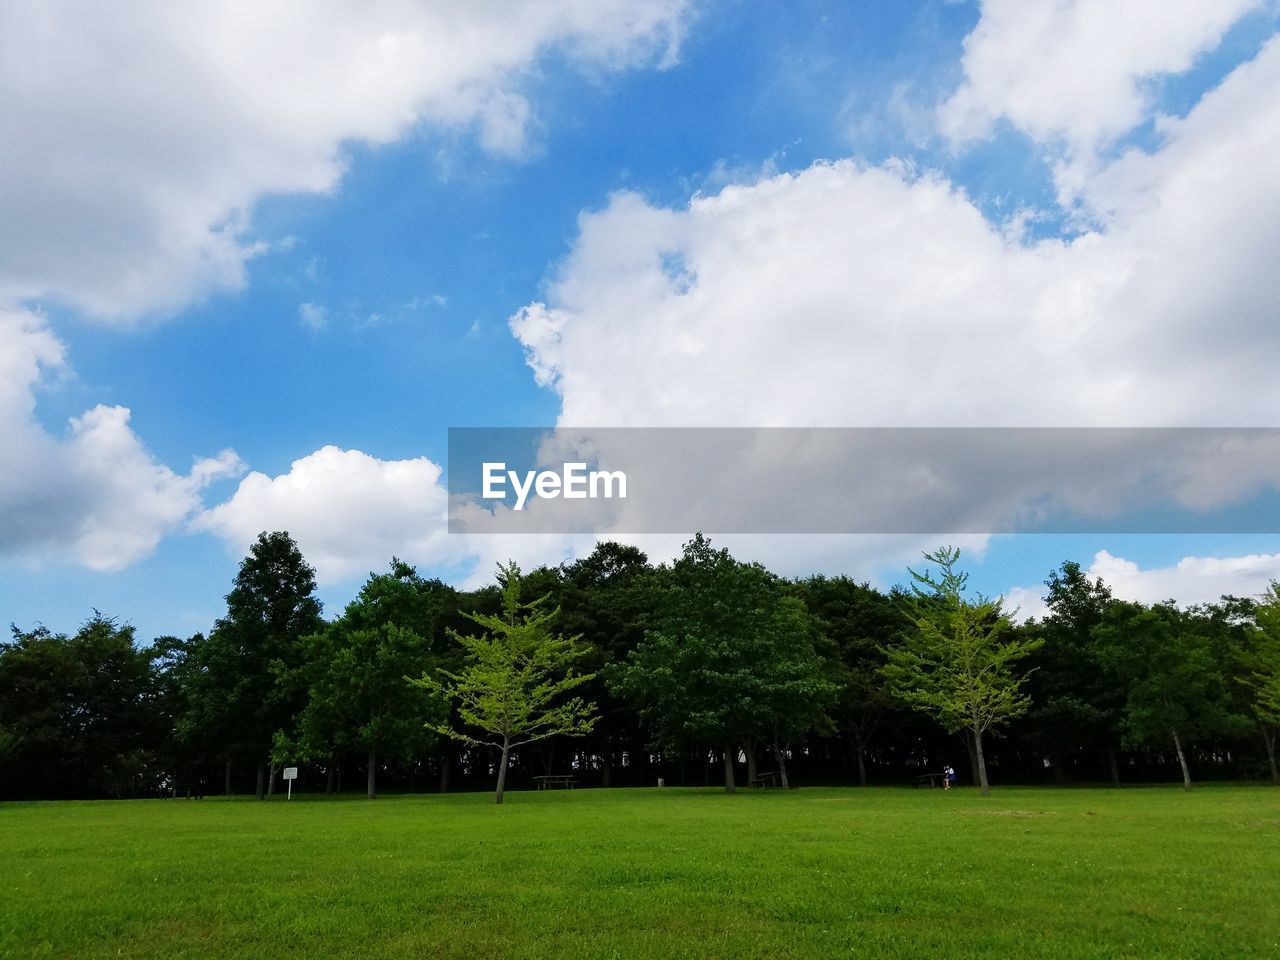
[794,576,907,785]
[204,531,324,798]
[1027,561,1123,784]
[1094,601,1247,790]
[284,560,447,798]
[882,547,1042,796]
[1245,582,1280,783]
[409,562,597,804]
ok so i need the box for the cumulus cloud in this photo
[938,0,1260,152]
[512,36,1280,430]
[0,309,243,570]
[503,32,1280,583]
[195,446,458,583]
[0,0,692,321]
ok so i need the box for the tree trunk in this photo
[973,728,990,797]
[963,732,979,786]
[600,727,612,788]
[1107,742,1121,788]
[267,760,277,796]
[854,736,868,787]
[367,746,377,799]
[774,739,790,790]
[495,738,511,804]
[326,760,336,794]
[224,758,233,796]
[255,761,266,800]
[1052,748,1065,785]
[1263,727,1278,785]
[746,737,758,785]
[723,747,737,793]
[1172,729,1192,791]
[439,750,451,794]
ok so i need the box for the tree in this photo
[1245,582,1280,783]
[1027,561,1124,785]
[409,562,597,804]
[0,615,165,799]
[1094,601,1247,790]
[794,576,907,786]
[614,535,834,792]
[285,560,447,798]
[203,532,324,798]
[882,547,1042,796]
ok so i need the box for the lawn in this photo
[2,785,1277,959]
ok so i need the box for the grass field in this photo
[2,785,1278,959]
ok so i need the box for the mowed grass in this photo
[2,785,1278,959]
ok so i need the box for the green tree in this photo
[1245,582,1280,782]
[882,546,1042,796]
[1027,561,1124,785]
[202,532,324,798]
[285,560,448,798]
[614,535,835,792]
[794,576,907,786]
[0,615,165,799]
[1094,601,1247,790]
[409,562,597,804]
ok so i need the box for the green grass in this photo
[2,785,1278,959]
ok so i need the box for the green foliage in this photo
[409,561,597,759]
[614,535,837,778]
[0,614,165,798]
[282,560,448,795]
[1095,600,1250,755]
[1244,583,1280,731]
[1026,561,1122,754]
[883,547,1042,739]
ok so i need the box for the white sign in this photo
[283,767,298,780]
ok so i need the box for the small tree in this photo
[882,547,1042,796]
[409,562,596,804]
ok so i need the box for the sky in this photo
[3,0,1280,640]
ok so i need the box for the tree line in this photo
[2,531,1278,801]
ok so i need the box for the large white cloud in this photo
[0,309,243,570]
[938,0,1260,152]
[503,32,1280,598]
[512,36,1280,430]
[0,0,691,321]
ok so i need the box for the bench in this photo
[750,772,779,789]
[533,774,577,790]
[914,773,945,789]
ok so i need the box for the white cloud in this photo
[512,36,1280,431]
[0,308,244,570]
[1009,549,1280,620]
[938,0,1260,154]
[195,446,457,583]
[0,0,692,322]
[298,302,328,330]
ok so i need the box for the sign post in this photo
[283,766,298,800]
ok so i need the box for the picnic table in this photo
[914,773,945,789]
[533,774,577,790]
[750,772,778,789]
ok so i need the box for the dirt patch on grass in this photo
[954,809,1048,818]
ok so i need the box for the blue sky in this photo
[3,0,1280,639]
